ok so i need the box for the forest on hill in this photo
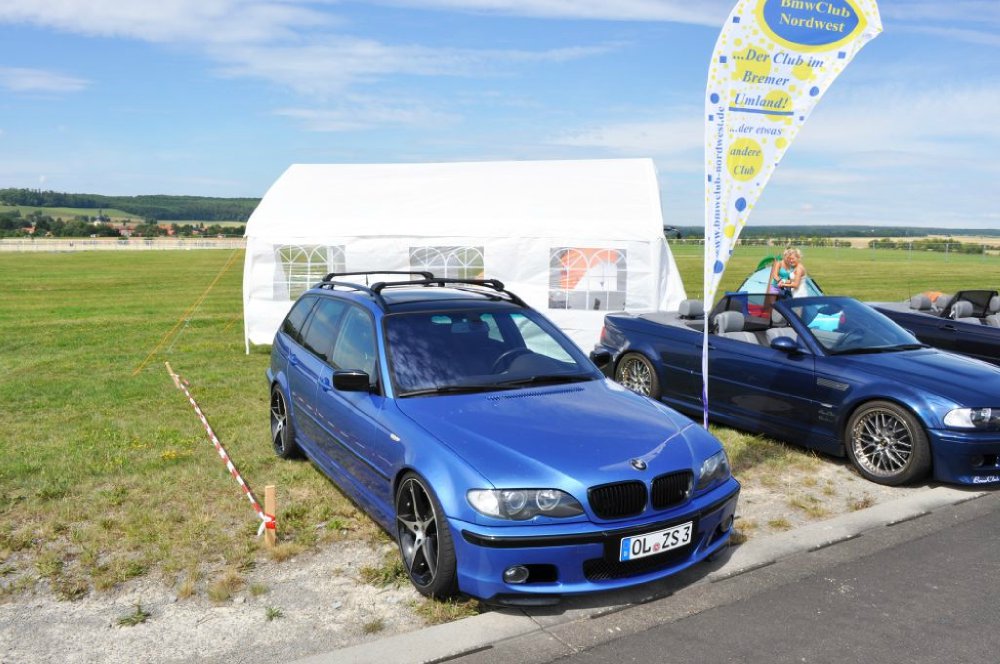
[0,188,259,222]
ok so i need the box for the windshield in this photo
[385,308,599,396]
[785,298,922,355]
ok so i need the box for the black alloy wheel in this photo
[270,385,300,459]
[395,472,458,598]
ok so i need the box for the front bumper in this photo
[929,429,1000,486]
[450,478,740,602]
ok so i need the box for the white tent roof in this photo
[246,159,664,240]
[243,158,685,350]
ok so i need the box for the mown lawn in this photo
[0,245,996,600]
[0,250,381,600]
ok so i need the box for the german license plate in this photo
[619,521,693,562]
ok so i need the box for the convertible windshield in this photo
[386,309,598,396]
[786,298,922,355]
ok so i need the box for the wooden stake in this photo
[264,485,277,549]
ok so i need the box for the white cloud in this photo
[0,66,89,93]
[0,1,618,101]
[0,0,334,45]
[212,39,615,96]
[550,115,702,156]
[880,2,1000,26]
[368,0,731,25]
[275,98,459,131]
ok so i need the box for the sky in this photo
[0,0,998,228]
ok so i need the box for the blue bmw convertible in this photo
[267,273,739,603]
[598,293,1000,487]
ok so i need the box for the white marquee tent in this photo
[243,158,686,351]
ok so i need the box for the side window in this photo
[300,299,348,362]
[511,313,574,362]
[282,296,317,342]
[331,307,378,376]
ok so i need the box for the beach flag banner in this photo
[701,0,882,426]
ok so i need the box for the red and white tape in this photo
[165,362,275,537]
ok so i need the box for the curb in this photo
[296,486,985,664]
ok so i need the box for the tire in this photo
[614,353,661,400]
[395,472,458,598]
[845,400,931,486]
[269,384,300,459]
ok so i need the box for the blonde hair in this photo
[783,248,802,261]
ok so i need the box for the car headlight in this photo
[467,489,584,520]
[696,449,731,491]
[944,408,1000,430]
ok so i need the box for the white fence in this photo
[0,238,246,252]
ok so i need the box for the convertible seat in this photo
[986,295,1000,327]
[766,310,798,344]
[715,311,758,344]
[950,300,982,325]
[909,294,933,311]
[678,299,704,319]
[933,293,954,314]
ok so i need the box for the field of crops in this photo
[0,246,996,599]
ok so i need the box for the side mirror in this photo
[589,350,613,371]
[770,336,798,353]
[333,370,371,392]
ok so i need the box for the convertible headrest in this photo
[771,310,787,326]
[715,310,746,333]
[989,295,1000,314]
[909,294,932,311]
[950,300,974,319]
[678,299,704,319]
[934,293,953,311]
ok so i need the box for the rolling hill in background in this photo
[0,188,259,222]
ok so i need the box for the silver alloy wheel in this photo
[396,477,440,588]
[849,407,914,478]
[270,389,288,454]
[617,356,653,396]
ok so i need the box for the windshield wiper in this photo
[831,343,929,356]
[495,374,594,387]
[399,384,514,397]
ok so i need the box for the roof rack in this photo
[321,270,435,283]
[317,271,438,308]
[370,278,528,308]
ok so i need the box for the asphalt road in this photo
[453,491,1000,664]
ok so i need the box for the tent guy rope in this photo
[132,248,241,376]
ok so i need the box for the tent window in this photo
[273,245,346,301]
[410,246,485,280]
[549,248,627,311]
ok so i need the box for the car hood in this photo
[838,348,1000,404]
[394,379,707,487]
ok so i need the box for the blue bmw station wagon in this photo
[267,272,740,603]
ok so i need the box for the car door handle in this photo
[942,324,957,331]
[289,353,300,366]
[320,377,332,392]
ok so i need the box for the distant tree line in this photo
[675,225,1000,239]
[0,188,259,222]
[868,238,1000,254]
[0,208,245,238]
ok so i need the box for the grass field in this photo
[0,246,997,601]
[0,204,141,221]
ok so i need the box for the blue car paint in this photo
[598,296,1000,487]
[269,282,740,601]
